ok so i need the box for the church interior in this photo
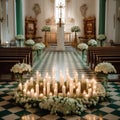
[0,0,120,120]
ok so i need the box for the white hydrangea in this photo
[32,43,45,50]
[77,43,88,51]
[25,39,35,46]
[88,39,97,46]
[95,62,117,74]
[11,63,32,74]
[15,34,25,40]
[97,34,106,41]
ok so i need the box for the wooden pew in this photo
[0,47,33,81]
[87,46,120,73]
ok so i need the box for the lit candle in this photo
[36,83,39,96]
[18,83,22,90]
[62,85,66,96]
[74,71,78,85]
[43,87,46,96]
[47,82,50,96]
[39,93,43,98]
[67,92,70,97]
[43,78,46,88]
[54,83,58,96]
[31,88,34,97]
[30,77,34,86]
[27,91,30,97]
[52,76,56,88]
[49,92,52,96]
[60,71,64,86]
[34,92,37,98]
[77,82,81,94]
[23,88,26,95]
[76,88,79,96]
[69,83,73,97]
[88,88,92,96]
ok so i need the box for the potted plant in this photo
[41,26,51,47]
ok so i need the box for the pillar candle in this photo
[18,83,22,90]
[62,85,66,96]
[31,88,34,97]
[47,82,50,96]
[43,87,46,96]
[27,91,30,97]
[36,83,39,96]
[69,83,73,97]
[30,77,34,86]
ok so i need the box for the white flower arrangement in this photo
[15,34,25,40]
[77,43,88,51]
[88,39,97,46]
[71,26,80,32]
[11,63,32,74]
[25,39,35,46]
[12,81,109,116]
[97,34,106,41]
[41,26,51,32]
[95,62,117,74]
[32,43,45,50]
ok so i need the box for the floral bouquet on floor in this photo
[95,62,117,90]
[88,39,97,46]
[25,39,35,46]
[11,63,32,83]
[97,34,106,46]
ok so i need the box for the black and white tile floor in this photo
[0,82,120,120]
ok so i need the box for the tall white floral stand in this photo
[56,23,65,51]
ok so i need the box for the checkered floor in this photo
[0,82,120,120]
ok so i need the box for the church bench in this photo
[0,47,33,65]
[0,47,33,80]
[87,47,120,73]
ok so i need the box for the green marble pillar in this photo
[16,0,23,35]
[99,0,106,34]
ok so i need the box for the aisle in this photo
[32,46,94,80]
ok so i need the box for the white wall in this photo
[105,0,116,42]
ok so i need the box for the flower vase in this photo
[97,73,108,91]
[82,50,85,60]
[100,40,103,47]
[16,39,24,47]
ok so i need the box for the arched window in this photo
[55,0,65,24]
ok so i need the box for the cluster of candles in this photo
[18,70,97,98]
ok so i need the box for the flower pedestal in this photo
[100,40,104,47]
[16,39,24,47]
[73,32,77,48]
[96,73,108,92]
[81,50,85,60]
[44,32,49,47]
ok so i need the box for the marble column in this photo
[99,0,106,34]
[16,0,23,35]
